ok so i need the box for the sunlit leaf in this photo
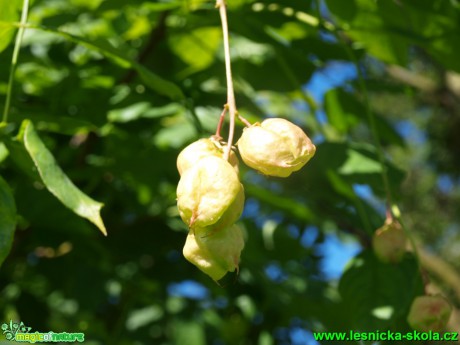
[19,120,107,235]
[339,148,382,175]
[0,0,20,53]
[171,321,206,345]
[169,27,221,74]
[0,143,9,163]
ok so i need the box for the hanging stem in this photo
[2,0,30,123]
[216,0,236,161]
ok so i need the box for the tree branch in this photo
[386,65,438,93]
[418,246,460,303]
[119,11,170,85]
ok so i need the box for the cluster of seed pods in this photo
[176,118,316,281]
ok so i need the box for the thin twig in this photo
[119,11,170,85]
[216,0,236,161]
[237,112,252,127]
[2,0,30,123]
[315,1,423,270]
[215,105,228,138]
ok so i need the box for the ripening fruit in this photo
[195,183,245,236]
[183,224,245,281]
[372,220,406,263]
[177,156,240,229]
[237,118,316,177]
[407,295,452,332]
[177,137,239,176]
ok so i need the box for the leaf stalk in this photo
[2,0,30,123]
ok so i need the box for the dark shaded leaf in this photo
[0,175,16,267]
[339,250,424,332]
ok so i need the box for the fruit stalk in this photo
[216,0,236,161]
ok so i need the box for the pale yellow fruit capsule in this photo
[177,137,239,176]
[183,224,245,281]
[177,156,240,229]
[237,118,316,177]
[407,295,452,332]
[195,183,245,236]
[372,220,406,263]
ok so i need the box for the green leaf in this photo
[311,142,405,199]
[0,142,9,163]
[14,113,98,135]
[339,148,382,175]
[108,102,183,123]
[169,27,221,74]
[246,184,316,222]
[339,251,424,331]
[3,137,41,181]
[17,24,184,100]
[171,321,206,345]
[0,175,16,267]
[325,88,359,134]
[19,120,107,235]
[0,0,20,53]
[326,0,409,65]
[325,88,405,146]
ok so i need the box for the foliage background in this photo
[1,0,460,344]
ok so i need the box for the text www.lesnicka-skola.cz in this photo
[313,330,459,342]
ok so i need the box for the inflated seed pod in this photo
[177,156,240,229]
[372,220,406,263]
[183,224,245,281]
[237,118,316,177]
[407,295,452,332]
[177,137,239,176]
[195,183,245,236]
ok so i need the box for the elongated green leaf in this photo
[246,184,316,222]
[0,0,20,53]
[14,113,98,135]
[20,120,107,235]
[0,22,184,100]
[0,175,16,267]
[47,29,184,100]
[108,102,183,123]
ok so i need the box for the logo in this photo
[1,321,85,343]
